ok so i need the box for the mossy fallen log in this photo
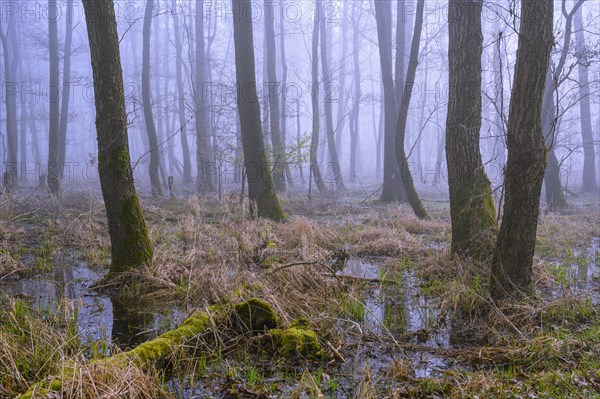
[16,298,323,398]
[17,301,232,399]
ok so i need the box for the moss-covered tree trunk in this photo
[394,0,428,219]
[232,0,286,221]
[264,0,287,193]
[445,0,497,258]
[491,0,553,300]
[82,0,153,274]
[310,2,327,193]
[142,0,163,197]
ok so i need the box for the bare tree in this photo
[279,0,294,186]
[171,0,193,184]
[349,1,362,182]
[142,0,163,196]
[492,0,554,299]
[58,0,74,189]
[542,0,584,210]
[232,0,286,221]
[395,0,428,219]
[265,0,287,192]
[0,12,19,190]
[48,0,61,194]
[82,0,154,273]
[195,0,215,193]
[310,1,326,193]
[375,0,405,202]
[574,4,597,192]
[319,0,345,190]
[445,0,497,258]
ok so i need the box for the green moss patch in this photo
[269,324,324,360]
[234,298,279,332]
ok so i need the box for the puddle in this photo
[340,258,449,344]
[336,258,465,378]
[0,257,185,349]
[543,238,600,303]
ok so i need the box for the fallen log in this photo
[17,298,278,399]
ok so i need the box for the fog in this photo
[1,0,599,198]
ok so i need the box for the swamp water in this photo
[1,238,598,397]
[0,254,185,350]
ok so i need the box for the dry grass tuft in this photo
[0,297,79,396]
[58,358,171,399]
[347,226,426,258]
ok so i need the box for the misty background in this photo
[1,0,598,198]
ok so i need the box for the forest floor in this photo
[0,187,599,398]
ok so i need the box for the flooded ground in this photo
[1,254,186,350]
[1,192,599,398]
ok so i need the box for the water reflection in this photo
[339,258,450,347]
[1,260,184,348]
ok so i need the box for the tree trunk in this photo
[171,0,193,184]
[334,0,349,157]
[395,0,428,219]
[129,34,150,158]
[349,1,362,183]
[395,0,406,107]
[82,0,154,273]
[445,0,497,258]
[154,11,168,189]
[375,0,404,202]
[296,101,305,184]
[47,0,61,194]
[142,0,163,196]
[574,6,597,192]
[492,0,554,300]
[542,72,569,211]
[265,0,287,193]
[27,82,40,164]
[492,24,506,167]
[542,75,569,212]
[310,2,326,192]
[319,0,345,190]
[279,0,293,186]
[232,0,286,221]
[57,0,73,186]
[541,0,584,210]
[19,49,27,178]
[434,125,445,187]
[0,10,19,190]
[195,0,215,193]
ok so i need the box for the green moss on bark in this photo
[17,305,224,398]
[451,168,498,259]
[109,193,153,274]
